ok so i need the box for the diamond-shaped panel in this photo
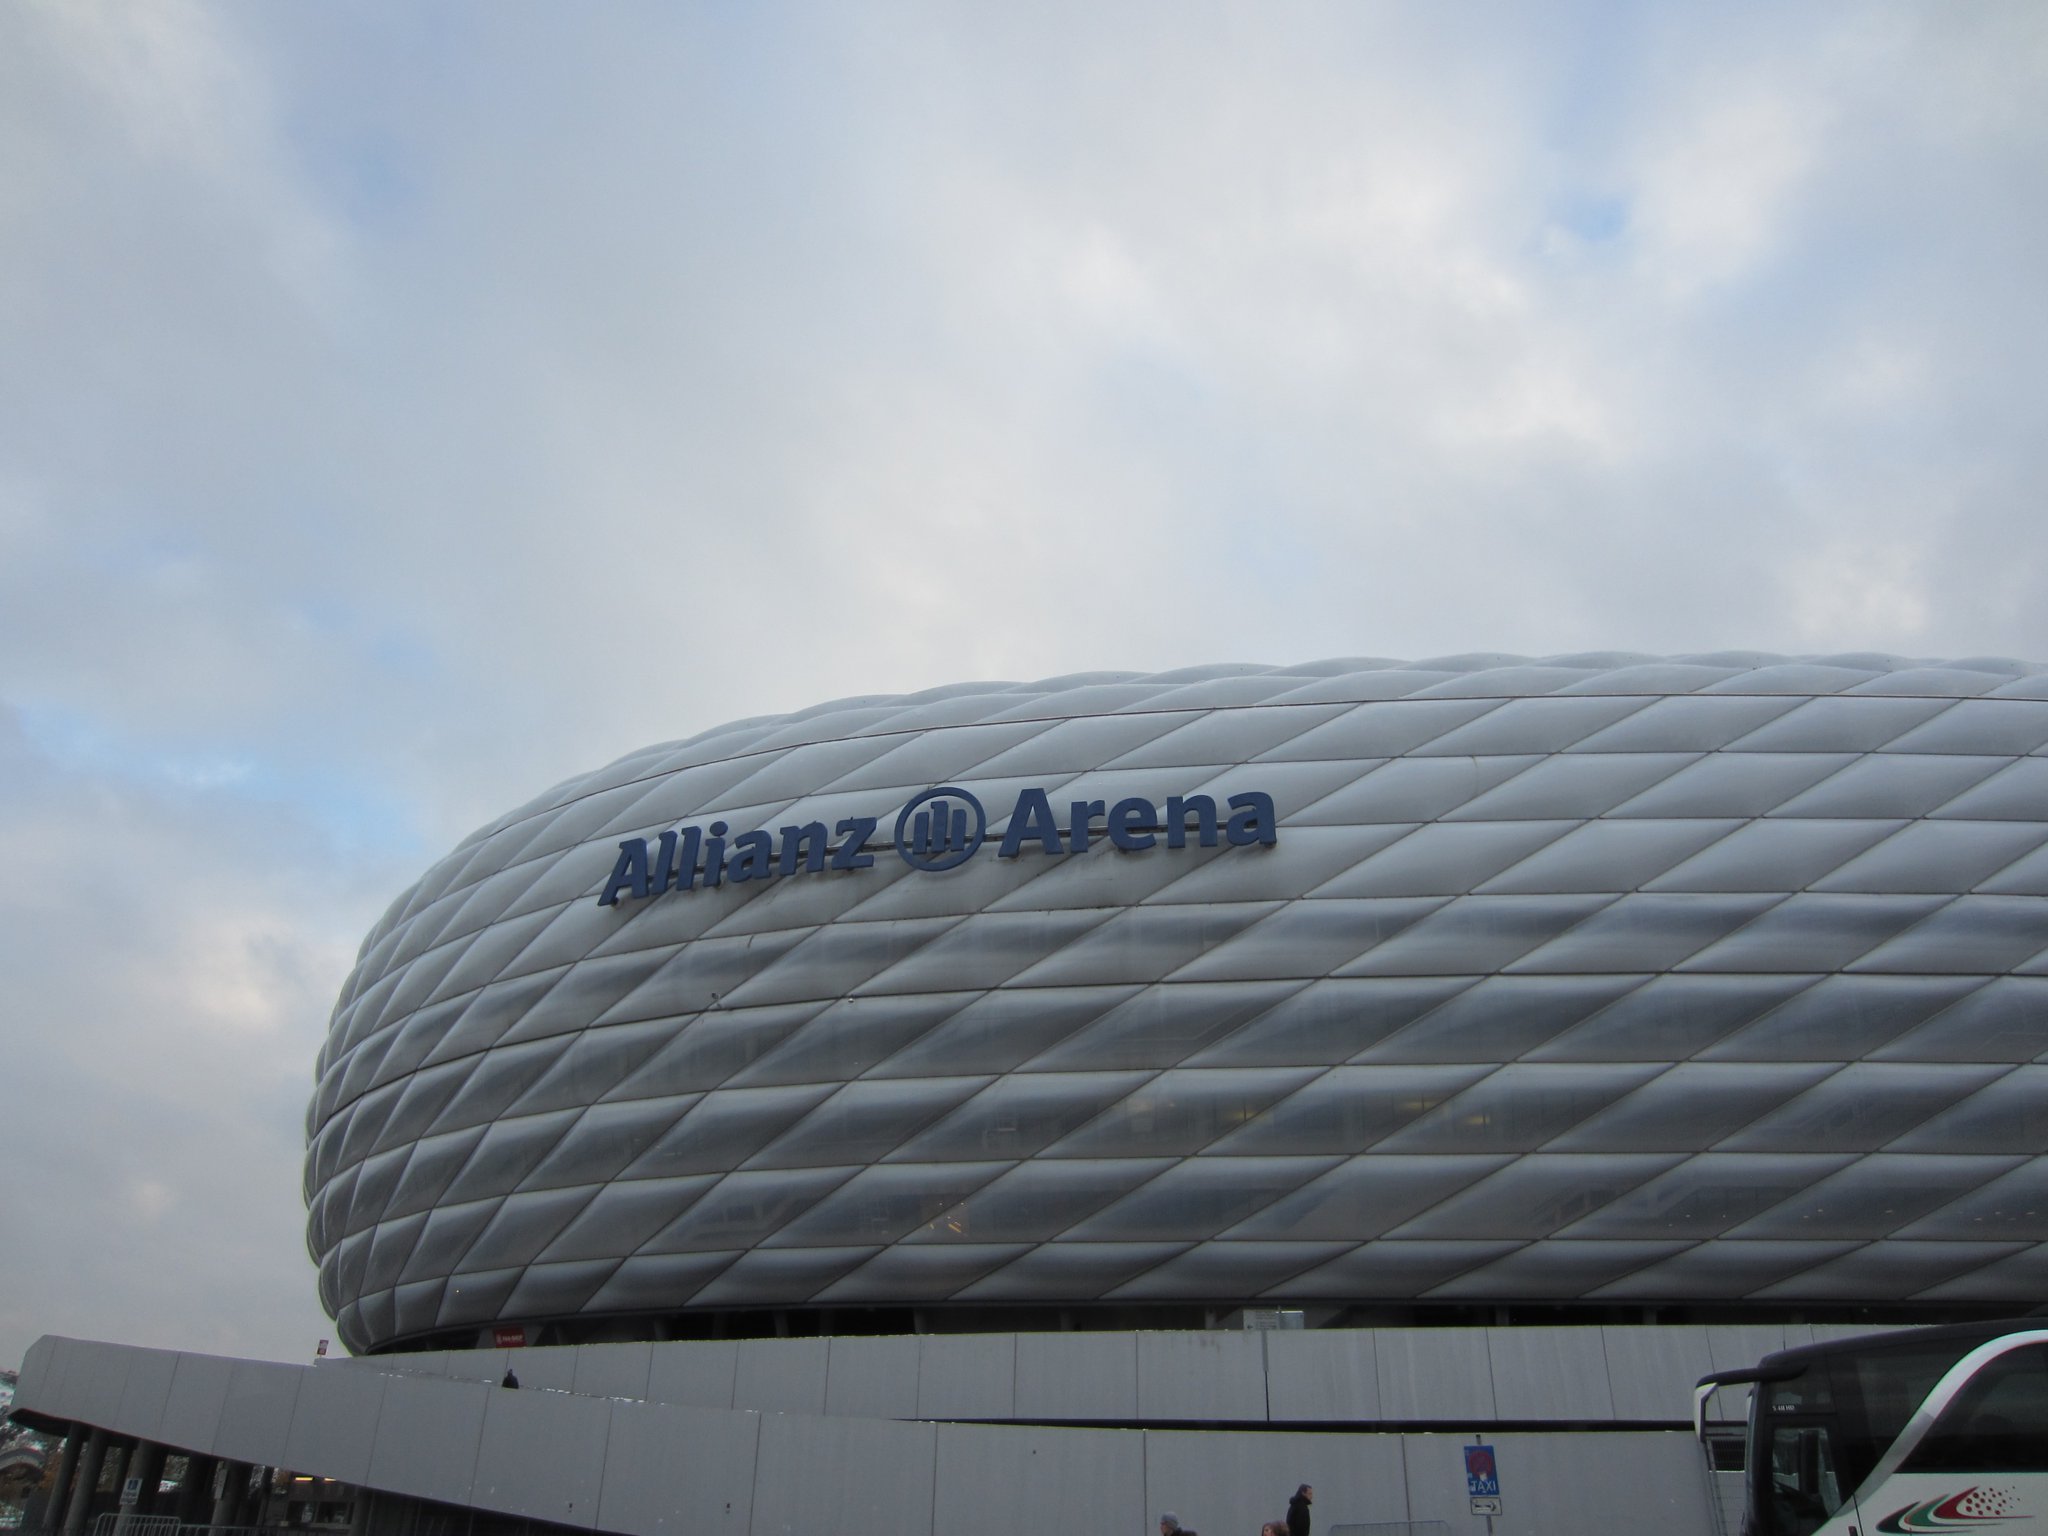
[309,655,2048,1350]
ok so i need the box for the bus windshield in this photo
[1750,1341,1972,1536]
[1755,1369,1841,1536]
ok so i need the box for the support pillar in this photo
[41,1425,84,1533]
[347,1486,374,1536]
[210,1458,251,1528]
[112,1441,165,1532]
[60,1428,108,1536]
[174,1454,216,1523]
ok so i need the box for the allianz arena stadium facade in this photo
[307,654,2048,1357]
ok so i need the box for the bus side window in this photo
[1902,1343,2048,1474]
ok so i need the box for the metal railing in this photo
[1329,1524,1454,1536]
[85,1521,275,1536]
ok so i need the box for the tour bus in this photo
[1695,1320,2048,1536]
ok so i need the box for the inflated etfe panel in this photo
[308,655,2048,1353]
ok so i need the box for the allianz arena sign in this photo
[599,784,1282,905]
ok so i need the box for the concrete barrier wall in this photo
[333,1320,1860,1423]
[16,1326,1868,1536]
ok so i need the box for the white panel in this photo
[749,1412,938,1536]
[1602,1327,1718,1422]
[597,1399,761,1536]
[733,1337,829,1415]
[282,1364,387,1483]
[113,1348,179,1441]
[1016,1332,1138,1421]
[365,1374,492,1509]
[1486,1327,1614,1421]
[12,1337,54,1411]
[1265,1330,1381,1422]
[472,1383,611,1530]
[158,1352,235,1452]
[215,1359,305,1467]
[69,1340,134,1429]
[442,1347,513,1386]
[1146,1427,1409,1534]
[1375,1330,1495,1420]
[572,1341,654,1401]
[1703,1325,1796,1376]
[1401,1431,1715,1536]
[917,1334,1016,1419]
[825,1335,920,1419]
[503,1344,579,1392]
[1137,1333,1269,1421]
[648,1339,739,1409]
[935,1421,1143,1534]
[365,1349,452,1377]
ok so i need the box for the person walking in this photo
[1161,1513,1197,1536]
[1286,1484,1312,1536]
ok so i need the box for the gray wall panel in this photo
[364,1374,491,1509]
[749,1413,938,1536]
[1265,1330,1380,1422]
[1137,1332,1268,1421]
[69,1340,132,1429]
[11,1338,50,1417]
[113,1347,178,1440]
[368,1349,452,1377]
[1601,1326,1716,1422]
[1016,1331,1138,1421]
[917,1334,1015,1420]
[1486,1326,1614,1421]
[1375,1330,1494,1421]
[598,1399,761,1536]
[18,1336,62,1419]
[648,1339,739,1409]
[471,1383,611,1530]
[934,1421,1143,1535]
[215,1359,305,1468]
[1704,1325,1797,1376]
[158,1352,235,1452]
[1146,1427,1409,1534]
[825,1336,919,1420]
[283,1364,387,1483]
[733,1337,829,1415]
[1401,1431,1714,1536]
[442,1347,515,1386]
[573,1341,654,1401]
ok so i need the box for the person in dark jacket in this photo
[1286,1485,1312,1536]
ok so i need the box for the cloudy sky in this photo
[2,1,2045,1367]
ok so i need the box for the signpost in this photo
[1465,1443,1500,1521]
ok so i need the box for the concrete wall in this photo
[340,1320,1845,1425]
[15,1325,1857,1536]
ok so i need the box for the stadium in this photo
[16,653,2048,1536]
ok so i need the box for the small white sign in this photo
[1470,1497,1502,1516]
[120,1476,142,1506]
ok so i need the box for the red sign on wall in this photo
[494,1326,527,1348]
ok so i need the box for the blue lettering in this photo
[1068,799,1106,852]
[728,829,775,882]
[1165,795,1219,849]
[669,825,702,891]
[1108,797,1157,851]
[999,789,1064,857]
[1225,791,1278,847]
[779,822,830,876]
[598,838,653,907]
[832,817,877,870]
[701,822,728,888]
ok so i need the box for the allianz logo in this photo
[598,785,1277,907]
